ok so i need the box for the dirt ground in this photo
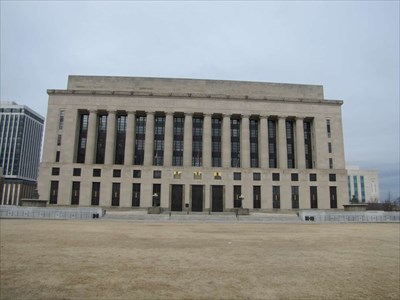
[0,219,399,300]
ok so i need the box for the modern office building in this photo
[0,101,45,205]
[38,75,348,210]
[347,166,380,203]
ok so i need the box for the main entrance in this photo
[171,185,183,211]
[211,185,224,212]
[191,185,203,212]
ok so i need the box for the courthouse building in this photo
[38,76,347,211]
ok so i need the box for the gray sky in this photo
[1,1,399,200]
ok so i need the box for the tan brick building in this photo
[38,76,347,211]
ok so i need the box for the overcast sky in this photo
[1,1,399,200]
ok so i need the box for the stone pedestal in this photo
[148,207,163,214]
[21,199,48,207]
[343,204,367,211]
[235,208,250,215]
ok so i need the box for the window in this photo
[173,171,182,179]
[57,134,62,146]
[113,169,121,178]
[96,115,107,164]
[328,142,332,153]
[192,117,203,167]
[253,186,261,209]
[291,173,298,181]
[132,183,141,207]
[273,186,280,209]
[93,169,101,177]
[326,119,331,138]
[212,118,222,167]
[310,173,317,181]
[52,168,60,176]
[77,113,89,163]
[286,120,295,168]
[133,170,141,178]
[152,184,161,207]
[231,118,240,167]
[329,174,336,182]
[112,183,120,206]
[55,151,60,162]
[91,182,100,206]
[272,173,280,181]
[71,181,80,205]
[233,185,242,208]
[153,116,165,166]
[134,115,146,165]
[329,158,333,169]
[234,172,241,180]
[304,120,313,169]
[268,119,277,168]
[292,186,299,209]
[153,170,162,179]
[115,114,127,164]
[250,119,259,168]
[214,172,222,180]
[59,110,65,130]
[253,172,261,181]
[193,171,202,180]
[173,116,184,166]
[73,168,81,176]
[49,181,59,204]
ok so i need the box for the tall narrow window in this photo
[304,120,313,169]
[361,176,366,203]
[212,117,222,167]
[71,181,80,205]
[132,183,141,207]
[173,116,184,166]
[328,142,332,153]
[253,186,261,209]
[326,119,331,138]
[192,117,203,166]
[250,119,259,168]
[49,181,59,204]
[96,115,107,164]
[154,116,165,166]
[268,119,277,168]
[353,176,358,201]
[77,113,89,163]
[310,186,318,208]
[58,110,65,130]
[286,120,295,168]
[134,115,146,165]
[231,118,240,167]
[273,186,280,209]
[329,158,333,169]
[91,182,100,206]
[115,114,127,164]
[292,186,299,209]
[112,183,120,206]
[233,185,242,208]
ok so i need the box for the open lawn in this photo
[0,219,399,299]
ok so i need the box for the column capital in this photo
[296,116,305,121]
[146,111,155,116]
[165,111,174,116]
[260,114,269,119]
[185,112,193,117]
[222,113,231,118]
[89,109,98,114]
[278,115,288,120]
[108,110,117,115]
[203,113,212,118]
[127,110,136,115]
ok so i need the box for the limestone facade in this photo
[38,76,348,210]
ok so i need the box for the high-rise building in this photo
[38,76,348,210]
[0,101,45,205]
[346,166,380,203]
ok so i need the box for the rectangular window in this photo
[91,182,100,206]
[49,181,59,204]
[233,185,242,208]
[360,176,366,203]
[58,110,65,130]
[134,115,146,165]
[112,183,120,206]
[133,170,141,178]
[329,158,333,169]
[250,119,259,168]
[253,186,261,209]
[328,142,332,154]
[57,134,62,146]
[93,169,101,177]
[272,173,280,181]
[71,181,80,205]
[310,186,318,208]
[329,174,336,182]
[291,173,298,181]
[273,186,280,209]
[233,172,241,181]
[173,116,184,166]
[115,114,127,164]
[212,117,222,167]
[153,116,165,166]
[153,170,162,179]
[231,118,240,167]
[77,113,89,163]
[286,120,295,168]
[310,173,317,181]
[353,176,358,201]
[192,117,203,167]
[55,151,60,162]
[253,172,261,181]
[96,115,107,164]
[113,169,121,178]
[132,183,141,207]
[304,120,313,169]
[73,168,81,176]
[292,186,299,209]
[326,119,331,138]
[268,119,277,168]
[52,167,60,176]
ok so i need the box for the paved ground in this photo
[1,219,399,299]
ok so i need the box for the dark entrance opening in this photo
[212,185,224,212]
[330,186,337,208]
[191,185,203,212]
[310,186,318,208]
[171,185,183,211]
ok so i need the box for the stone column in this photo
[85,110,97,164]
[222,114,231,168]
[278,116,287,169]
[143,111,155,166]
[183,113,193,167]
[241,115,250,169]
[203,113,212,168]
[124,111,135,166]
[163,112,174,167]
[105,110,116,165]
[259,115,269,169]
[295,117,306,169]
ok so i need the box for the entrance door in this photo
[171,185,183,211]
[212,185,223,212]
[330,187,337,208]
[191,185,203,212]
[310,186,318,208]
